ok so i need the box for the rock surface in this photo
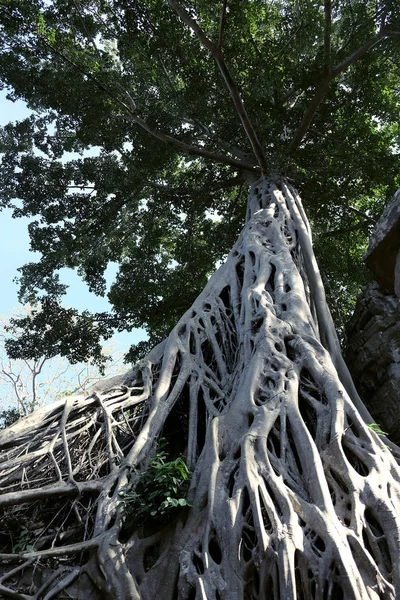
[364,189,400,296]
[346,281,400,443]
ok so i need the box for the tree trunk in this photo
[1,178,399,600]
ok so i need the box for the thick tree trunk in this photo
[1,178,399,600]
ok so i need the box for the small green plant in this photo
[367,423,387,437]
[118,443,191,527]
[13,529,35,554]
[367,423,391,450]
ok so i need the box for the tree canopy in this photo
[0,0,399,365]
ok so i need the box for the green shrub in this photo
[118,444,191,528]
[13,529,35,553]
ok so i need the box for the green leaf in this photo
[2,0,397,363]
[367,423,388,436]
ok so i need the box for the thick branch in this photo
[124,113,260,173]
[289,24,399,153]
[0,480,103,508]
[21,538,99,558]
[38,39,257,175]
[288,77,332,153]
[168,0,268,174]
[332,24,399,77]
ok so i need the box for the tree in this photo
[0,310,127,427]
[0,311,52,419]
[0,1,399,598]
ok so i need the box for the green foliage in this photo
[13,528,35,553]
[367,423,388,437]
[119,444,191,527]
[5,299,112,370]
[0,1,399,362]
[367,423,390,450]
[0,408,21,429]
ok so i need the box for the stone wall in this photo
[346,282,400,443]
[346,189,400,443]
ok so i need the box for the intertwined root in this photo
[1,179,399,600]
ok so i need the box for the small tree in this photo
[0,310,127,426]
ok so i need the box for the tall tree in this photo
[0,1,399,598]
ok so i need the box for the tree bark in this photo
[0,178,399,600]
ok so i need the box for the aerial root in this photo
[0,178,399,599]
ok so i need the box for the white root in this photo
[0,178,399,599]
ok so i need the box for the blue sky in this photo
[0,90,146,353]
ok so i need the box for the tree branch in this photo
[21,537,100,558]
[71,0,103,61]
[67,185,96,190]
[182,117,256,161]
[324,0,332,75]
[0,480,103,508]
[168,0,268,174]
[218,0,228,49]
[40,40,259,174]
[168,0,215,52]
[348,205,376,224]
[288,77,332,153]
[0,368,27,414]
[289,23,400,153]
[331,25,399,77]
[123,112,260,174]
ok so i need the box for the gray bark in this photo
[0,178,399,600]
